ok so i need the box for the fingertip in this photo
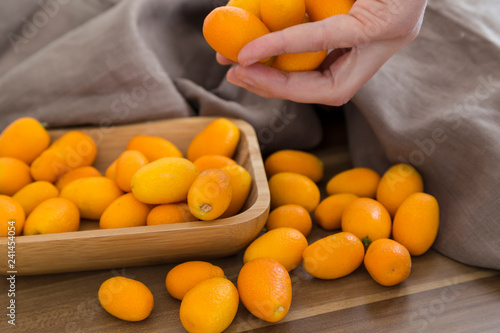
[227,66,254,88]
[216,53,236,65]
[226,66,237,82]
[238,36,269,66]
[227,65,252,87]
[237,48,257,67]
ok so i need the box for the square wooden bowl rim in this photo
[0,117,270,274]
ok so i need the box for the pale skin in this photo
[217,0,428,106]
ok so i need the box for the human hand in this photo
[218,0,428,106]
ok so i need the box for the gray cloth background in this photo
[0,0,498,269]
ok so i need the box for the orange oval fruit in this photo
[166,261,225,300]
[55,166,102,191]
[261,0,305,31]
[376,163,424,216]
[147,203,197,225]
[227,0,262,19]
[115,150,149,192]
[364,239,412,286]
[264,149,324,182]
[219,164,252,218]
[305,0,355,22]
[188,169,232,221]
[30,149,69,183]
[193,154,237,174]
[100,193,152,229]
[0,117,50,164]
[48,131,97,168]
[341,197,392,246]
[98,276,154,322]
[392,192,439,256]
[302,231,364,279]
[203,6,270,63]
[272,49,328,72]
[131,157,198,205]
[0,195,25,236]
[23,197,80,235]
[60,177,124,220]
[180,277,239,333]
[238,257,292,323]
[266,204,312,236]
[31,131,97,182]
[126,135,182,161]
[243,227,308,271]
[326,167,381,198]
[12,181,59,216]
[187,118,240,162]
[268,172,320,212]
[0,157,33,196]
[314,193,358,231]
[105,160,117,180]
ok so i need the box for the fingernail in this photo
[240,59,257,67]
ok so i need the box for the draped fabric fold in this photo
[348,0,500,269]
[0,0,323,154]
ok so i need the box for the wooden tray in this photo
[0,117,270,275]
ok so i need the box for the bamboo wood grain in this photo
[0,117,270,275]
[11,239,500,332]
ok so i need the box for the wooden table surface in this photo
[3,111,500,332]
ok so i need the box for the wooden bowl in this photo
[0,117,270,275]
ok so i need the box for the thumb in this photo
[238,15,369,66]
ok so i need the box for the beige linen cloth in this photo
[0,0,498,269]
